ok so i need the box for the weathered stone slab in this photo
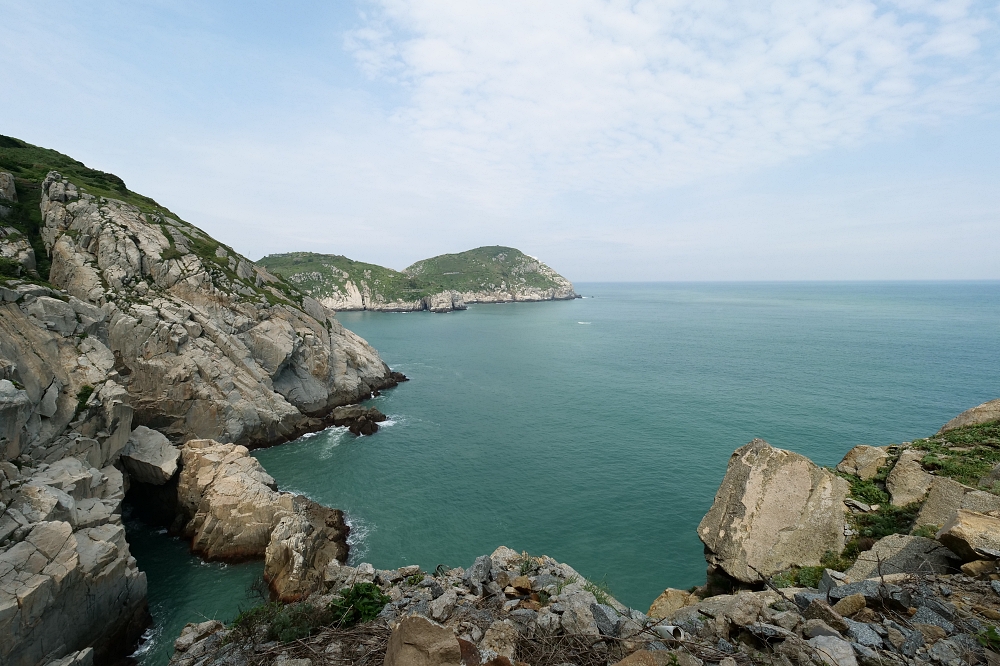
[119,426,179,485]
[836,446,888,481]
[885,450,932,506]
[384,615,462,666]
[937,509,1000,561]
[698,439,848,582]
[845,534,959,580]
[939,398,1000,433]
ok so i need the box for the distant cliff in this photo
[257,246,578,313]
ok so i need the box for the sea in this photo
[127,281,1000,665]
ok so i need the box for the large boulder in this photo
[939,399,1000,433]
[176,439,292,560]
[119,426,179,485]
[844,534,959,580]
[647,588,698,620]
[914,476,1000,531]
[384,615,462,666]
[697,439,848,583]
[937,509,1000,561]
[836,445,888,481]
[885,450,932,506]
[263,496,349,602]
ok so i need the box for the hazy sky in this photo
[2,1,998,280]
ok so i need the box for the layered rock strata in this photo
[175,439,348,601]
[37,170,398,445]
[1,159,404,666]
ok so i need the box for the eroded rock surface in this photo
[939,398,1000,433]
[698,439,848,583]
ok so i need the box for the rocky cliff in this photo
[258,246,577,314]
[0,135,407,666]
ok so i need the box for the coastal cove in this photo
[130,281,1000,666]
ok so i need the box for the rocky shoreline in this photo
[163,399,1000,666]
[0,162,409,666]
[4,151,1000,666]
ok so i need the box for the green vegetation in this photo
[977,626,1000,651]
[257,246,572,306]
[259,252,432,304]
[74,385,94,418]
[327,583,391,627]
[583,578,614,606]
[847,476,891,506]
[229,583,390,645]
[772,566,825,589]
[405,573,424,585]
[0,134,174,217]
[911,421,1000,488]
[405,246,566,293]
[0,257,21,278]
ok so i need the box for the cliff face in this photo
[258,246,577,314]
[0,139,405,666]
[36,171,396,446]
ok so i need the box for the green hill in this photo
[258,246,577,312]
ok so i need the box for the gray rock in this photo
[992,581,1000,596]
[837,445,889,481]
[886,450,933,506]
[26,296,77,336]
[939,398,1000,433]
[844,534,959,580]
[828,579,911,611]
[463,554,492,594]
[119,426,179,485]
[590,603,623,637]
[747,622,796,640]
[843,619,882,649]
[927,638,962,664]
[900,628,924,657]
[808,635,858,666]
[912,605,954,634]
[803,619,843,639]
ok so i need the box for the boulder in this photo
[937,509,1000,561]
[648,588,697,620]
[697,439,848,582]
[844,534,959,579]
[119,426,179,485]
[914,476,1000,531]
[885,450,932,506]
[25,297,77,336]
[939,398,1000,433]
[263,497,349,602]
[384,615,461,666]
[808,635,858,666]
[836,445,888,481]
[176,439,292,560]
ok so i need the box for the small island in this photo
[257,247,578,313]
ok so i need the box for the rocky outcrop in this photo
[175,439,348,600]
[383,615,462,666]
[119,426,179,485]
[0,466,146,666]
[843,534,958,580]
[913,476,1000,532]
[36,171,398,445]
[937,509,1000,561]
[263,496,349,602]
[938,398,1000,433]
[885,450,933,506]
[836,445,888,481]
[697,439,849,583]
[330,404,387,435]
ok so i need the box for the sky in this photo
[1,0,998,281]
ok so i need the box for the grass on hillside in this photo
[405,245,564,292]
[258,252,433,302]
[911,420,1000,489]
[0,134,303,308]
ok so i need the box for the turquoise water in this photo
[130,282,1000,665]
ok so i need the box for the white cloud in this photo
[347,0,997,195]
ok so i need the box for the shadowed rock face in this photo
[698,439,848,584]
[38,170,396,446]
